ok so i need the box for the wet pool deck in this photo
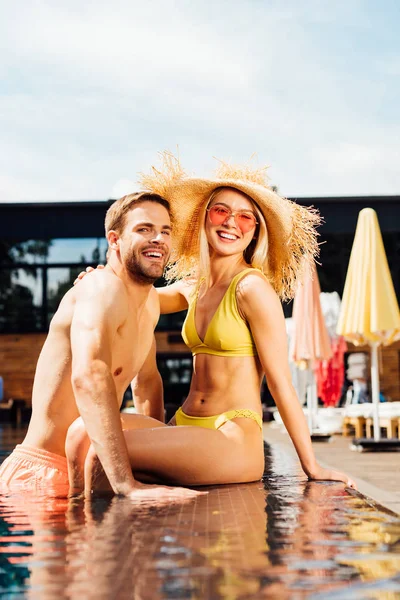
[0,424,399,599]
[263,424,400,516]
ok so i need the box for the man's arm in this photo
[70,273,137,496]
[131,337,164,422]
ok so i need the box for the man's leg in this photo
[66,414,167,496]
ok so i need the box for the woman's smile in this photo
[216,230,240,242]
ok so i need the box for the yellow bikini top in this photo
[182,268,258,357]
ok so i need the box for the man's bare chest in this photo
[111,315,154,391]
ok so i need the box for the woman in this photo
[71,153,355,492]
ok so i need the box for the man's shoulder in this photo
[76,268,127,297]
[74,269,129,317]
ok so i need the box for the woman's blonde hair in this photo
[141,152,321,300]
[196,187,269,294]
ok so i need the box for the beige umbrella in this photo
[337,208,400,442]
[291,261,332,432]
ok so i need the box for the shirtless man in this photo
[0,192,197,501]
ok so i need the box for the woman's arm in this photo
[73,267,190,315]
[238,274,356,488]
[156,281,189,314]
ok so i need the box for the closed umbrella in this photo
[336,208,400,443]
[291,261,332,432]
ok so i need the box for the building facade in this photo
[1,197,399,407]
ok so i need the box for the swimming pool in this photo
[0,428,399,599]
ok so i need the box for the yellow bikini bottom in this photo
[174,407,263,431]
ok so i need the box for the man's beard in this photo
[124,249,167,285]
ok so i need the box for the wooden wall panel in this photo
[0,332,189,405]
[154,331,189,354]
[1,334,399,405]
[0,334,46,404]
[347,340,400,402]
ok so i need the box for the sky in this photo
[1,0,399,202]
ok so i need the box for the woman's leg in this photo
[125,418,264,485]
[83,415,264,492]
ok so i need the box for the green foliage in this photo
[0,239,52,332]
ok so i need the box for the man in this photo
[0,192,195,501]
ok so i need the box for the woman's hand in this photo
[307,464,357,489]
[73,265,104,285]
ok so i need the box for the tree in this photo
[0,239,53,333]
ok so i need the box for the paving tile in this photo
[0,424,399,599]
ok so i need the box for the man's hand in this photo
[127,482,206,505]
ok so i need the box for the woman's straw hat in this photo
[140,152,320,301]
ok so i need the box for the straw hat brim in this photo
[140,154,321,300]
[163,176,293,252]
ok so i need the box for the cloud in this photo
[309,138,400,195]
[111,179,136,199]
[0,0,399,201]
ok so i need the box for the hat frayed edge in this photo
[139,151,186,198]
[278,203,321,301]
[140,151,322,301]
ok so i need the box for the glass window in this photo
[0,267,43,333]
[157,357,193,385]
[47,267,84,323]
[154,276,187,331]
[156,311,187,331]
[2,230,397,335]
[318,232,400,300]
[0,239,108,266]
[46,239,108,264]
[156,355,193,417]
[0,237,109,332]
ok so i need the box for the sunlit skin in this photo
[19,201,204,502]
[175,190,265,422]
[72,188,356,492]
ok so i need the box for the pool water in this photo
[0,430,399,599]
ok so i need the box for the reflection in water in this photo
[0,444,399,599]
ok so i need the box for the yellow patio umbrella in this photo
[337,208,400,442]
[291,261,332,432]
